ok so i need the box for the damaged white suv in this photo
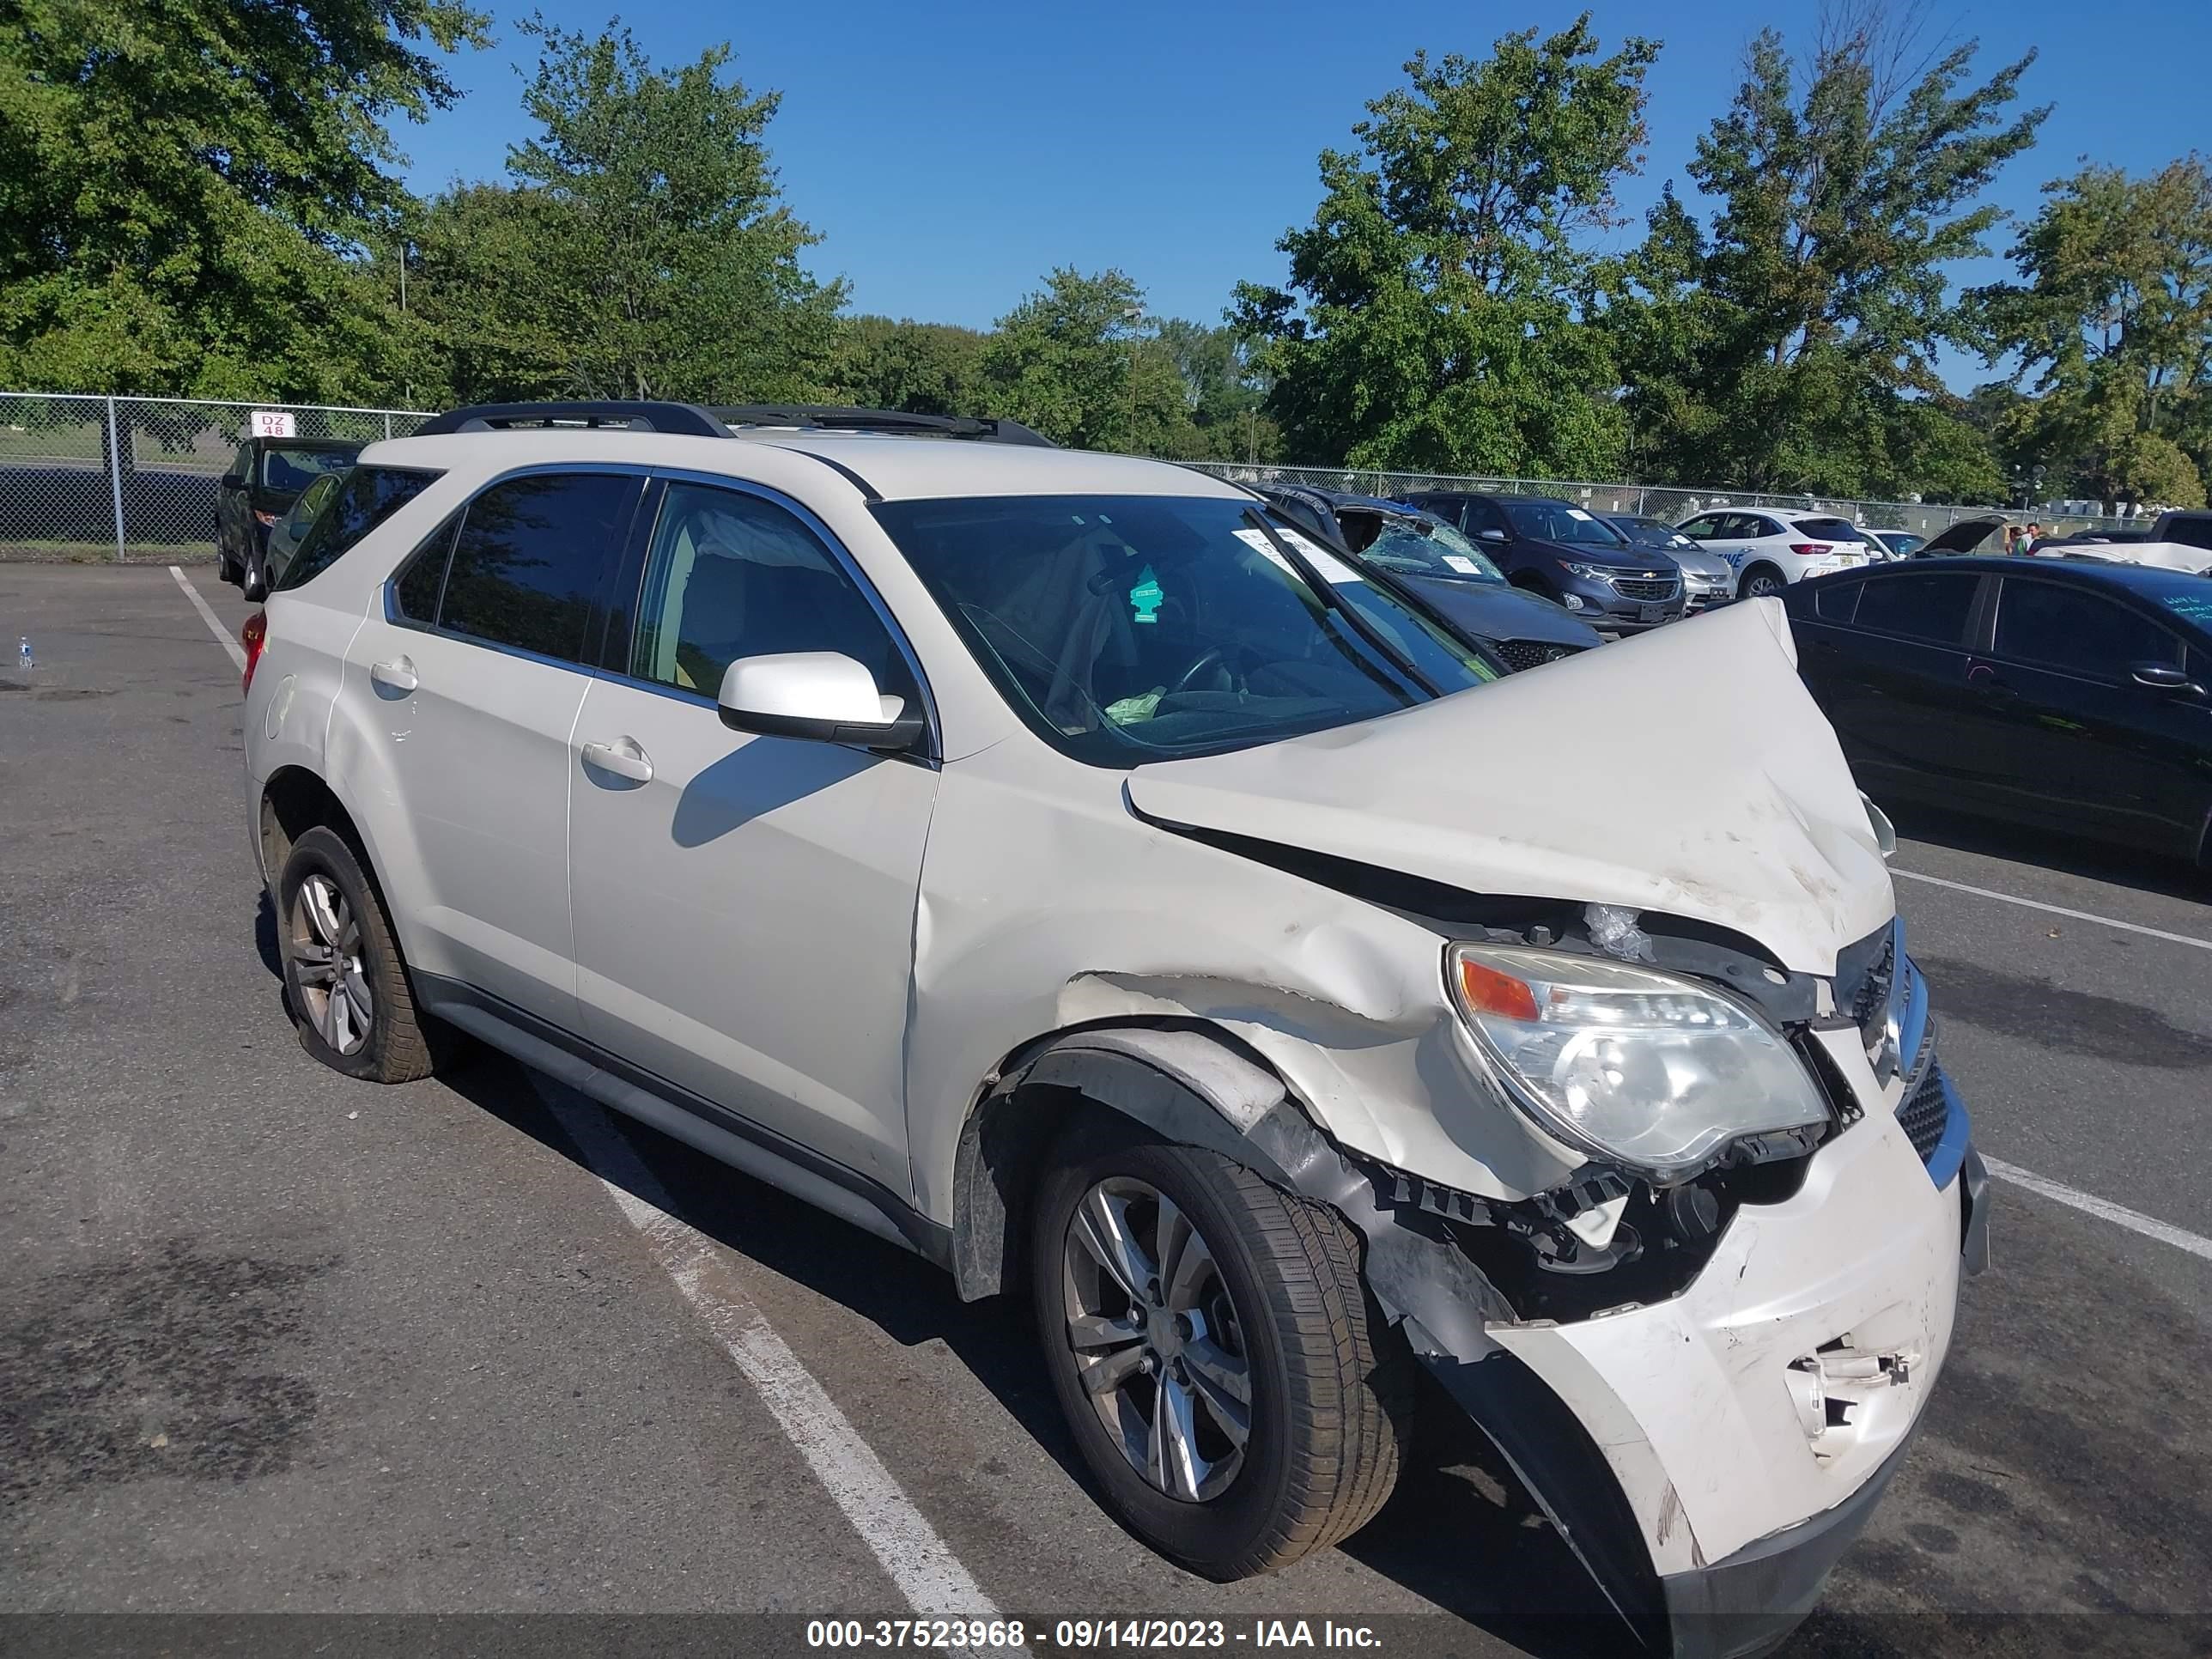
[242,402,1987,1657]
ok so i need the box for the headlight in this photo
[1446,942,1829,1176]
[1559,562,1612,580]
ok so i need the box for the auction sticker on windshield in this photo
[1443,555,1485,575]
[1233,526,1365,585]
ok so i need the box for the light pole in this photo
[1121,304,1144,452]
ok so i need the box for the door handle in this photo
[580,737,654,785]
[369,655,418,694]
[1966,663,2016,702]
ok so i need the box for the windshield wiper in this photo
[1241,508,1443,697]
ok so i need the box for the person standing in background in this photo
[2022,521,2043,554]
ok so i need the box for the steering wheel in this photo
[1172,647,1229,696]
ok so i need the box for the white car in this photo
[240,401,1984,1653]
[1675,507,1878,598]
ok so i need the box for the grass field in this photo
[0,538,214,563]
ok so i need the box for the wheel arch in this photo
[260,765,366,884]
[948,1022,1299,1303]
[1740,559,1786,593]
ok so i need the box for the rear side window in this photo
[1852,573,1979,644]
[1994,582,2179,679]
[437,472,641,664]
[1814,580,1862,622]
[276,466,440,591]
[390,517,459,624]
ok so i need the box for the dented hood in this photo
[1127,599,1891,975]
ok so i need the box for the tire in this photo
[276,824,447,1084]
[1740,563,1784,599]
[1031,1117,1411,1579]
[217,538,240,585]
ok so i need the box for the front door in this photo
[1812,570,1987,801]
[1966,577,2211,853]
[568,478,939,1193]
[343,467,644,1028]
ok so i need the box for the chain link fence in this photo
[0,392,430,562]
[1182,462,2136,542]
[3,389,2136,559]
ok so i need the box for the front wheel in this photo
[1031,1121,1411,1579]
[1740,564,1785,599]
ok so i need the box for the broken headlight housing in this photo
[1447,942,1829,1178]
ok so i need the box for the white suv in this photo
[242,402,1984,1650]
[1676,507,1877,598]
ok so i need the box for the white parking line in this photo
[168,564,246,671]
[535,1082,1019,1639]
[1893,867,2212,953]
[1984,1157,2212,1263]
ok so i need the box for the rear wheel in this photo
[277,825,447,1083]
[1740,563,1785,599]
[1031,1120,1410,1579]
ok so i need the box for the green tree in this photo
[0,0,484,398]
[976,267,1189,452]
[1618,7,2045,496]
[1234,15,1656,475]
[458,15,846,404]
[1974,157,2212,508]
[828,316,988,415]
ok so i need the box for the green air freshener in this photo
[1128,565,1164,624]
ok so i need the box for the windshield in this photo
[1347,515,1506,584]
[873,494,1498,765]
[1502,499,1627,547]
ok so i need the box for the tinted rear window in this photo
[1796,518,1862,541]
[261,447,356,492]
[275,467,440,591]
[1852,573,1978,644]
[436,472,640,664]
[1814,581,1862,622]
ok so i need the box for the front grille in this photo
[1850,933,1896,1037]
[1495,638,1582,672]
[1611,576,1679,601]
[1897,1062,1950,1163]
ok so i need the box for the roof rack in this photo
[712,404,1058,448]
[411,401,731,438]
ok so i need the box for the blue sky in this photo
[395,1,2210,388]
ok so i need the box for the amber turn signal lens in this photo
[1457,955,1539,1022]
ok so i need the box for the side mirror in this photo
[717,652,926,752]
[1478,528,1507,543]
[2130,661,2205,697]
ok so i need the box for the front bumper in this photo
[1346,1025,1980,1658]
[1560,575,1687,629]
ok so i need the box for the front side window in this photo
[1852,573,1980,645]
[276,465,441,591]
[1499,499,1626,546]
[1814,580,1863,622]
[437,471,640,663]
[1993,582,2179,679]
[873,494,1497,766]
[1677,514,1722,540]
[628,481,917,705]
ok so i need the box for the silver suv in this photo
[242,402,1986,1652]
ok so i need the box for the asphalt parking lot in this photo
[3,561,2209,1656]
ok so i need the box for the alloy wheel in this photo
[1061,1176,1253,1503]
[290,873,373,1056]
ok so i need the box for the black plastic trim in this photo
[414,401,731,438]
[767,444,884,501]
[413,973,952,1270]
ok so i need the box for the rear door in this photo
[217,442,253,564]
[343,466,644,1028]
[566,475,940,1193]
[1970,577,2210,853]
[1800,569,1988,801]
